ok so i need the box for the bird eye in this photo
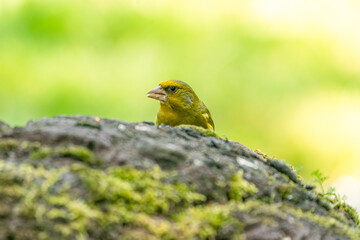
[170,86,177,92]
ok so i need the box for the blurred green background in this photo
[1,0,359,209]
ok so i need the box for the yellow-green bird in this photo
[147,80,214,130]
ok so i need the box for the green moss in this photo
[326,195,360,227]
[0,139,48,155]
[54,146,100,165]
[0,160,249,239]
[254,149,269,159]
[31,147,51,160]
[238,200,360,239]
[309,171,360,226]
[174,203,244,240]
[177,125,223,138]
[75,165,206,215]
[341,204,360,226]
[275,184,293,200]
[0,139,100,165]
[196,128,223,138]
[20,141,42,151]
[284,205,360,239]
[228,170,258,201]
[0,138,19,152]
[0,156,359,239]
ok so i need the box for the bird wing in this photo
[200,102,215,130]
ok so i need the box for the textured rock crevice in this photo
[0,115,359,240]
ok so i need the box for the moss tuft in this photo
[283,204,360,239]
[0,138,19,152]
[174,203,244,240]
[31,147,52,160]
[342,204,360,226]
[228,170,258,201]
[275,184,293,200]
[177,125,223,138]
[55,146,101,165]
[238,200,360,239]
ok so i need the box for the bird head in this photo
[147,80,198,109]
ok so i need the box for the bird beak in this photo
[147,85,167,102]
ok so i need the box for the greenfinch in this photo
[147,80,214,130]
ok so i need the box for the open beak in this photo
[147,85,167,102]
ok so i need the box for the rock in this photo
[0,115,358,240]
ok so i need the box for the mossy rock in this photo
[0,115,359,239]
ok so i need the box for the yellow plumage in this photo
[147,80,214,130]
